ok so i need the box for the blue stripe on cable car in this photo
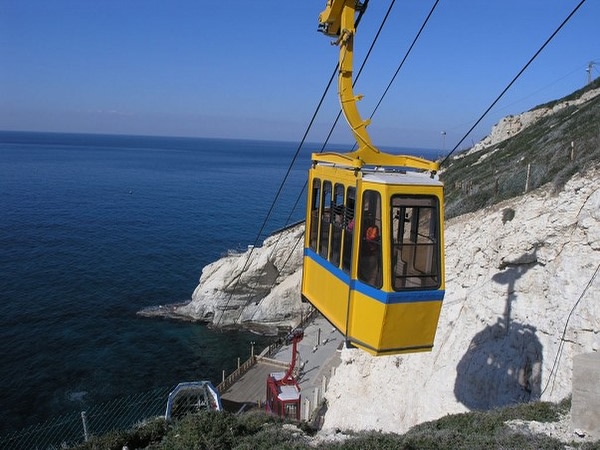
[351,281,444,304]
[304,248,444,305]
[304,248,352,283]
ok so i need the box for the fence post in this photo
[524,163,531,193]
[304,398,311,421]
[81,411,90,442]
[571,141,575,161]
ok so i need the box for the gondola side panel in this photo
[346,179,446,355]
[301,165,358,335]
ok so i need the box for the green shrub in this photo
[157,411,241,450]
[74,398,600,450]
[73,417,169,450]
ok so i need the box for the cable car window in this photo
[358,190,382,288]
[391,196,440,290]
[309,178,321,251]
[342,187,355,273]
[330,183,345,267]
[319,181,332,258]
[285,403,298,420]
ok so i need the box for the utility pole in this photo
[441,131,446,154]
[587,61,597,85]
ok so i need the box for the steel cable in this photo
[440,0,588,167]
[221,2,372,326]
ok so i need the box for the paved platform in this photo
[220,360,283,405]
[220,314,344,411]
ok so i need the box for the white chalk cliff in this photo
[319,88,600,434]
[462,86,600,157]
[172,222,309,334]
[322,166,599,434]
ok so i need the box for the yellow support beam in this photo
[317,0,438,174]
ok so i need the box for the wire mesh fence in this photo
[0,385,174,450]
[0,313,314,450]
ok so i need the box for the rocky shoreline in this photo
[137,302,203,322]
[138,222,310,333]
[137,301,298,336]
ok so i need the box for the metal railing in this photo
[217,356,258,393]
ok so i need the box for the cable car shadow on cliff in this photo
[454,248,544,410]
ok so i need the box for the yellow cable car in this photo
[301,0,445,356]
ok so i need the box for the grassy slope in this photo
[442,77,600,219]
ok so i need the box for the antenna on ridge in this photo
[586,61,598,84]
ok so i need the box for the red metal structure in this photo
[265,329,304,420]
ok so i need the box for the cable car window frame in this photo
[284,402,299,420]
[330,183,345,267]
[319,181,332,259]
[390,195,441,290]
[309,178,321,251]
[358,189,382,288]
[342,186,356,273]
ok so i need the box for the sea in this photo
[0,131,441,433]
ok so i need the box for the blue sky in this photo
[1,0,598,150]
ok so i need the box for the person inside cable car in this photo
[359,213,382,287]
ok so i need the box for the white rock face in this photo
[173,223,311,333]
[458,87,600,158]
[321,167,600,434]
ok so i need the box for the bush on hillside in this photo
[443,80,600,219]
[73,398,600,450]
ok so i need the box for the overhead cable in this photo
[223,3,372,326]
[541,263,599,396]
[367,0,441,124]
[440,0,588,167]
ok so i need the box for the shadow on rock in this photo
[454,248,544,410]
[454,318,543,410]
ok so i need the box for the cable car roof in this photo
[361,169,443,187]
[277,385,301,401]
